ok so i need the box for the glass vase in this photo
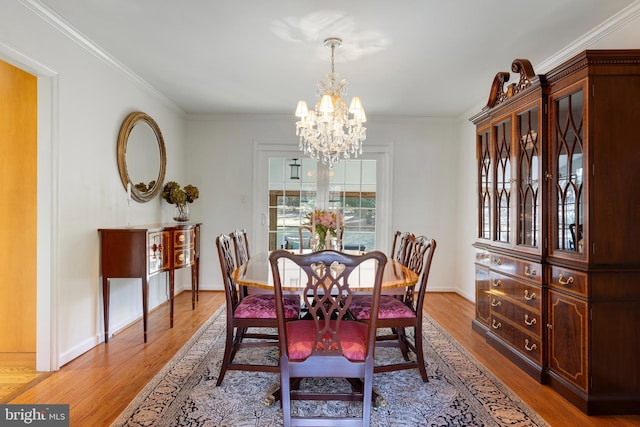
[313,231,327,251]
[174,203,190,222]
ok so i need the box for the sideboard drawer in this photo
[174,248,195,268]
[489,271,542,311]
[491,254,542,284]
[490,313,542,365]
[174,229,194,248]
[475,248,491,266]
[490,296,542,336]
[549,265,588,298]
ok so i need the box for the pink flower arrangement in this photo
[306,209,343,249]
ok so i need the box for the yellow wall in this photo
[0,59,37,352]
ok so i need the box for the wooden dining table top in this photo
[233,250,418,292]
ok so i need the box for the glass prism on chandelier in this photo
[295,37,367,169]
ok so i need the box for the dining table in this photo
[232,250,419,407]
[233,250,419,293]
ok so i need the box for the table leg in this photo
[191,262,197,309]
[142,277,149,343]
[169,270,175,328]
[102,277,110,343]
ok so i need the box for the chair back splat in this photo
[391,231,413,265]
[269,249,387,427]
[230,229,251,297]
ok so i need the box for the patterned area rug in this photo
[111,307,549,426]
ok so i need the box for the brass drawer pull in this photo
[491,299,501,307]
[524,314,537,326]
[492,279,502,287]
[558,273,574,286]
[493,258,502,266]
[492,319,502,329]
[524,339,537,352]
[178,253,185,262]
[524,289,536,300]
[524,266,537,277]
[179,234,186,242]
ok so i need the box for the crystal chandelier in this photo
[295,38,367,168]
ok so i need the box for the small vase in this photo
[313,231,326,251]
[174,203,190,222]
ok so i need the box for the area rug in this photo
[111,307,549,426]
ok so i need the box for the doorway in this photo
[0,44,58,378]
[253,142,392,254]
[0,58,39,401]
[267,157,378,252]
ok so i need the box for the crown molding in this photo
[20,0,185,116]
[535,0,640,73]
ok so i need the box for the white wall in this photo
[1,1,189,368]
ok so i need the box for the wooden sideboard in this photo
[98,223,201,342]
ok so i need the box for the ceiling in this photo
[38,0,638,118]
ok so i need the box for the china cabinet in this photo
[471,50,640,414]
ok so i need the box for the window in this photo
[268,158,377,252]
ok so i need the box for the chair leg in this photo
[414,324,428,383]
[280,359,292,427]
[395,327,411,361]
[216,323,235,386]
[362,370,373,427]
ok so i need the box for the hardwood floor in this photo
[0,353,48,402]
[8,291,640,426]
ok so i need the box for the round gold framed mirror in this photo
[117,111,167,203]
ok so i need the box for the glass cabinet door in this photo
[493,119,512,244]
[550,88,585,255]
[515,107,541,249]
[477,130,491,240]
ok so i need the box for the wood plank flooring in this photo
[0,353,48,402]
[7,291,640,426]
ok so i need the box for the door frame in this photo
[252,140,393,255]
[1,43,60,371]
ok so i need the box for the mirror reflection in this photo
[127,122,160,187]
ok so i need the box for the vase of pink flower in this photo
[306,209,343,251]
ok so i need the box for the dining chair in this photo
[230,228,250,266]
[215,234,300,386]
[390,231,413,265]
[349,236,437,382]
[230,228,251,297]
[269,249,388,427]
[297,225,313,253]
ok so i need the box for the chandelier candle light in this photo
[295,37,367,168]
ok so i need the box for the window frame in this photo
[253,141,393,255]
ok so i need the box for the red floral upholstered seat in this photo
[350,294,415,320]
[235,294,299,319]
[285,320,368,361]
